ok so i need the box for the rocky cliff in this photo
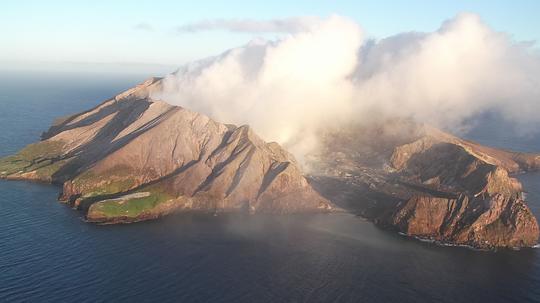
[309,121,539,249]
[0,78,332,223]
[383,130,539,249]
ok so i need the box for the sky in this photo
[2,1,540,160]
[2,0,540,72]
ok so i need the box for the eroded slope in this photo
[1,78,332,223]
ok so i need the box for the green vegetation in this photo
[72,171,97,185]
[82,178,136,198]
[35,158,71,179]
[91,190,174,218]
[0,155,30,175]
[18,140,64,159]
[75,164,136,197]
[0,140,65,177]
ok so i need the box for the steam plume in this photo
[156,13,540,162]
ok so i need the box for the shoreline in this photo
[2,177,537,251]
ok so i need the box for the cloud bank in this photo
[157,13,540,162]
[177,16,322,33]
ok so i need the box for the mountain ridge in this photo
[0,78,333,223]
[1,78,538,249]
[308,120,540,249]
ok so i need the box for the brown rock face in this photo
[382,126,539,248]
[0,78,332,223]
[309,120,540,249]
[386,193,538,248]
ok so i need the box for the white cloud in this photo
[156,13,540,164]
[354,13,540,132]
[177,16,322,33]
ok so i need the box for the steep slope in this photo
[0,78,332,223]
[383,133,538,248]
[309,121,539,249]
[0,77,166,183]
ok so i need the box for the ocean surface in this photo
[0,70,539,303]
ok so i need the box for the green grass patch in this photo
[75,164,137,196]
[17,140,64,159]
[73,171,97,185]
[81,178,137,198]
[0,140,65,176]
[35,158,71,179]
[92,191,173,218]
[0,156,29,175]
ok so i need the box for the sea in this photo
[0,70,539,303]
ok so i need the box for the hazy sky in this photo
[3,0,540,69]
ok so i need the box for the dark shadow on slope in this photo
[192,128,253,195]
[75,158,200,211]
[307,175,403,219]
[51,101,178,182]
[396,181,459,199]
[41,78,162,139]
[256,162,290,199]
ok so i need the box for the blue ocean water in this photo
[0,71,539,303]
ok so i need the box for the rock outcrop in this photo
[0,78,332,223]
[309,121,540,249]
[382,132,539,249]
